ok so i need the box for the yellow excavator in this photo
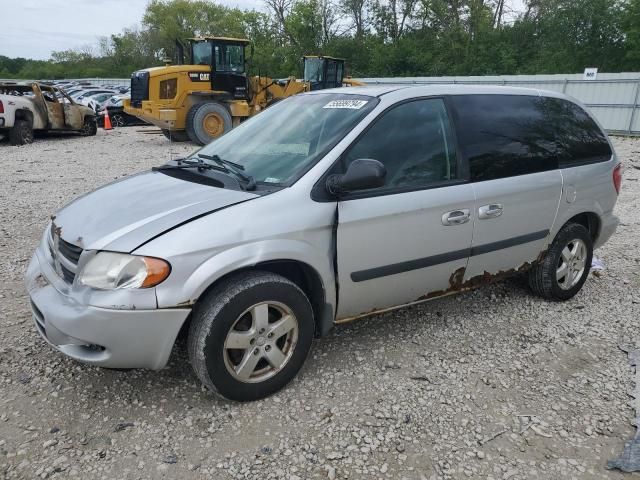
[124,37,363,145]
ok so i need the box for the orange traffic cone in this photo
[103,107,113,131]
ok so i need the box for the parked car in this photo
[63,88,87,98]
[1,82,97,145]
[95,95,147,127]
[25,85,620,401]
[73,89,116,101]
[105,94,128,108]
[80,92,116,112]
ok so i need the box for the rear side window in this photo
[450,94,558,181]
[544,97,612,167]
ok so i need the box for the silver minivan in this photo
[25,85,621,401]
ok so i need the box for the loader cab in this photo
[189,37,250,100]
[303,56,345,90]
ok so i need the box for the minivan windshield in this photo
[192,93,378,186]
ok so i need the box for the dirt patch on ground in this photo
[1,129,639,479]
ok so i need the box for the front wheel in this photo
[188,271,314,401]
[185,101,232,145]
[80,117,97,136]
[528,223,593,301]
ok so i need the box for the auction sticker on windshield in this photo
[323,99,369,109]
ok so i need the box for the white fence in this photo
[364,72,640,135]
[5,72,640,134]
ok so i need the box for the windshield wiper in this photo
[152,158,228,174]
[197,153,245,171]
[197,153,256,191]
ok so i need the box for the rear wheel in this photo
[10,119,34,145]
[528,223,593,301]
[188,271,314,401]
[161,129,190,142]
[185,101,232,145]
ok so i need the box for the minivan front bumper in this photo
[24,245,190,370]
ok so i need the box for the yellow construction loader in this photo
[124,37,363,145]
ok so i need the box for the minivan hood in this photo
[53,171,258,252]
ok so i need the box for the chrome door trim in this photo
[478,203,503,219]
[442,209,471,226]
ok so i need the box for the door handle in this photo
[478,203,503,219]
[442,209,471,226]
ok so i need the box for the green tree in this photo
[623,0,640,69]
[1,0,639,80]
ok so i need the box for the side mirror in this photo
[326,159,386,195]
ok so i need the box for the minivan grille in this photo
[48,225,83,284]
[130,71,150,108]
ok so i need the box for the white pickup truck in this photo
[0,82,97,145]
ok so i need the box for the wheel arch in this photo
[82,113,97,126]
[170,242,335,337]
[564,212,600,243]
[14,108,34,125]
[224,260,326,330]
[551,203,605,247]
[177,259,333,341]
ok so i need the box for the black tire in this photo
[528,223,593,301]
[188,271,314,402]
[111,113,126,128]
[80,117,97,136]
[185,101,232,145]
[9,119,34,145]
[161,129,190,142]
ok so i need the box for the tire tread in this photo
[9,119,33,145]
[187,271,311,400]
[185,101,232,145]
[528,222,593,301]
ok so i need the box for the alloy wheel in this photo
[223,301,299,383]
[556,238,588,290]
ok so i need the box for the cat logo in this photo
[189,72,211,82]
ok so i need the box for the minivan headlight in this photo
[78,252,171,290]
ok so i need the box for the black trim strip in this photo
[350,229,549,282]
[351,248,469,283]
[470,230,549,257]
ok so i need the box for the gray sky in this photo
[1,0,525,60]
[0,0,262,60]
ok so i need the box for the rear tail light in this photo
[613,163,623,195]
[0,100,4,114]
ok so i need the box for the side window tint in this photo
[343,98,457,191]
[544,98,612,167]
[450,95,558,181]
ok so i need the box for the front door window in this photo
[342,98,458,193]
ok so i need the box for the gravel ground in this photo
[1,128,639,480]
